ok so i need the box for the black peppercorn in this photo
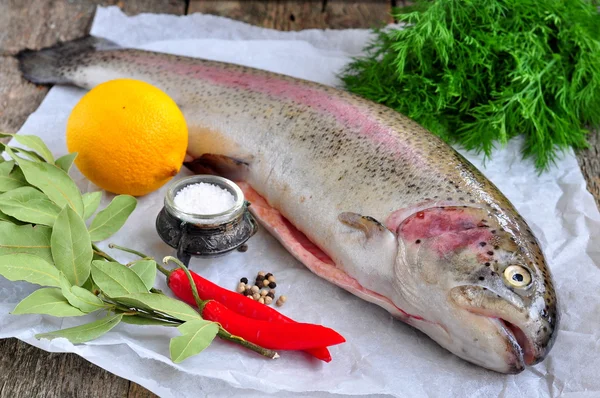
[267,292,275,299]
[240,277,248,284]
[265,273,273,279]
[268,282,276,289]
[256,274,265,282]
[244,288,252,295]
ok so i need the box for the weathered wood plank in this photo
[0,0,185,53]
[189,0,392,30]
[322,0,393,28]
[128,382,157,398]
[0,338,129,398]
[0,56,48,134]
[576,131,600,209]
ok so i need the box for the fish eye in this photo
[503,265,531,288]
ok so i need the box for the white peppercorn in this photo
[276,295,287,307]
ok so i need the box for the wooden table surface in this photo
[0,1,598,397]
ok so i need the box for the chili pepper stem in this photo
[163,256,279,360]
[163,256,207,310]
[108,243,148,259]
[155,263,171,277]
[108,243,171,276]
[92,244,118,262]
[217,329,280,359]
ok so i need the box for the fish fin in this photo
[184,154,249,181]
[17,35,120,85]
[339,212,388,239]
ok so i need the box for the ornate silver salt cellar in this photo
[155,175,258,266]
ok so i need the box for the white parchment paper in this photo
[1,6,600,397]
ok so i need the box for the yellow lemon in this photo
[66,79,188,196]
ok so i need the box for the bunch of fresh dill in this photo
[341,0,600,170]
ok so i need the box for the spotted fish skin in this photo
[18,37,558,373]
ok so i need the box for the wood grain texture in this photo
[0,338,129,398]
[0,56,48,134]
[128,382,158,398]
[576,131,600,209]
[189,0,392,30]
[0,0,185,53]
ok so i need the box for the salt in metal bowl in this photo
[155,175,258,266]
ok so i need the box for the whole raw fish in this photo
[18,37,559,373]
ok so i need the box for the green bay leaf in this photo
[12,287,86,317]
[55,153,77,173]
[129,260,157,290]
[11,134,55,164]
[0,161,14,175]
[0,186,61,226]
[0,161,28,192]
[115,292,201,322]
[91,260,148,297]
[0,223,53,262]
[35,313,123,344]
[81,275,98,293]
[170,319,218,363]
[59,272,105,313]
[82,191,102,220]
[0,209,24,224]
[0,253,60,287]
[6,147,83,215]
[89,195,136,242]
[9,146,45,162]
[51,206,92,286]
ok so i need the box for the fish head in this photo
[393,206,558,373]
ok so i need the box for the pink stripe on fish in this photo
[129,54,417,159]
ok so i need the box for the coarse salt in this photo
[174,182,236,215]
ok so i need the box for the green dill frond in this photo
[341,0,600,170]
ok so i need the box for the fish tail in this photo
[16,35,119,85]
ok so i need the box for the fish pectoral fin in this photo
[339,212,389,239]
[184,153,249,181]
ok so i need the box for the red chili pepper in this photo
[200,300,345,350]
[168,269,345,354]
[168,269,332,361]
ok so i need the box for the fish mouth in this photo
[496,318,536,367]
[449,285,543,372]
